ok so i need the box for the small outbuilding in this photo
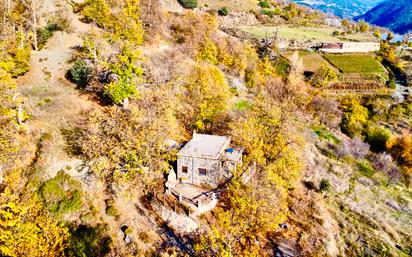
[176,133,243,186]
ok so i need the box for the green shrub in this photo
[387,77,396,89]
[81,0,111,27]
[177,0,197,9]
[36,23,62,50]
[39,171,83,215]
[314,127,340,144]
[124,227,133,235]
[80,212,95,223]
[218,7,229,16]
[258,1,271,8]
[245,69,257,88]
[357,160,375,177]
[104,78,137,105]
[234,100,251,111]
[66,224,112,256]
[106,206,119,217]
[319,179,331,192]
[364,125,391,152]
[68,60,92,87]
[274,57,290,79]
[105,199,115,207]
[261,8,281,18]
[341,99,369,137]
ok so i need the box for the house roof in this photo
[177,134,230,159]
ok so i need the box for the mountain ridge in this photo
[291,0,382,18]
[356,0,412,34]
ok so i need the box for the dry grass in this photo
[240,25,376,43]
[283,51,337,72]
[198,0,258,12]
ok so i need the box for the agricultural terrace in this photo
[284,51,336,72]
[240,25,376,43]
[323,54,388,83]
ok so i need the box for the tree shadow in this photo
[65,223,113,257]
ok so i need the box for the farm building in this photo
[320,42,380,53]
[176,133,243,186]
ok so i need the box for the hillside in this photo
[292,0,382,18]
[0,0,411,256]
[356,0,412,34]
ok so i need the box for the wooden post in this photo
[198,199,202,211]
[17,103,23,124]
[123,97,129,110]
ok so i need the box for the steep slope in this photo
[356,0,412,34]
[292,0,382,18]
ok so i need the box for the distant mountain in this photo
[291,0,382,18]
[356,0,412,35]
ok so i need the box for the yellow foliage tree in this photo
[387,131,412,173]
[0,188,68,256]
[341,98,369,137]
[195,78,304,256]
[0,68,19,169]
[182,63,230,131]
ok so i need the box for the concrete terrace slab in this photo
[173,184,208,200]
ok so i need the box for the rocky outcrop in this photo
[218,12,259,28]
[160,0,184,13]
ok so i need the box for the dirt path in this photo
[16,0,98,178]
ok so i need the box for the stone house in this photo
[176,133,243,186]
[319,42,380,53]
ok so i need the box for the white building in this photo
[320,42,380,53]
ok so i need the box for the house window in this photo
[182,166,188,174]
[198,168,207,176]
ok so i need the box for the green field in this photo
[323,54,385,74]
[240,25,376,43]
[323,54,388,83]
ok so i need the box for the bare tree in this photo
[22,0,40,50]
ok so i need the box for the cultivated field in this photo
[323,53,388,83]
[323,54,385,74]
[240,25,377,43]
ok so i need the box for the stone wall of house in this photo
[177,156,221,186]
[177,156,193,184]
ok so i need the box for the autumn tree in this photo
[341,98,369,137]
[357,20,369,33]
[0,188,69,256]
[311,65,337,88]
[373,29,381,39]
[287,51,307,98]
[196,72,304,256]
[387,131,412,171]
[195,177,288,256]
[77,0,145,106]
[180,63,230,131]
[67,86,181,189]
[311,96,342,129]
